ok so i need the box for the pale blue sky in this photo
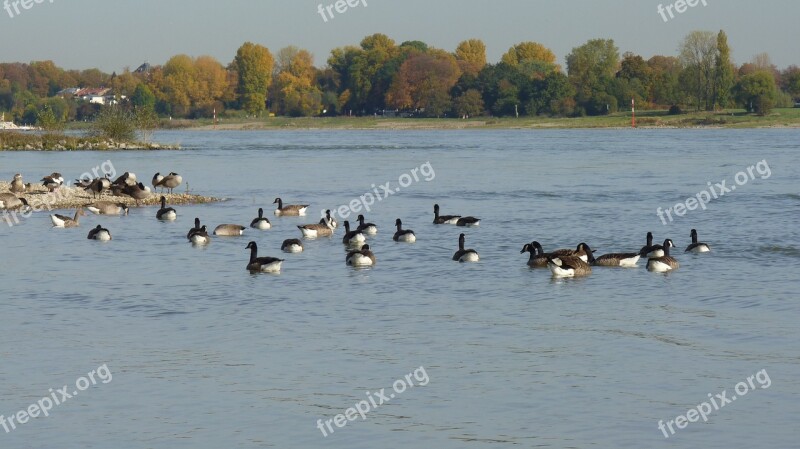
[0,0,797,72]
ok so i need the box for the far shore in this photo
[175,108,800,131]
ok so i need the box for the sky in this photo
[0,0,797,73]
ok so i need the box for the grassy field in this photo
[172,108,800,131]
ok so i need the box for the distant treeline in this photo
[1,30,798,125]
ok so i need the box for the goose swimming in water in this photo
[547,255,593,277]
[593,252,641,267]
[273,198,309,216]
[281,238,304,253]
[685,229,710,253]
[245,241,284,273]
[50,208,85,228]
[156,196,177,221]
[342,220,366,245]
[452,233,479,262]
[87,225,112,241]
[356,214,378,235]
[392,218,416,242]
[639,232,665,258]
[433,204,461,224]
[346,244,376,267]
[188,225,210,245]
[647,239,680,272]
[297,216,335,238]
[520,241,549,268]
[250,208,272,230]
[214,224,246,236]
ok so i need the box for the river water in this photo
[1,129,798,448]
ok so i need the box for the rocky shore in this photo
[0,182,222,211]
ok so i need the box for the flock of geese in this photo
[3,170,711,276]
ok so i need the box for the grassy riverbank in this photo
[175,108,800,130]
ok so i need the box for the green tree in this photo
[453,89,484,117]
[781,66,800,99]
[713,30,735,109]
[735,71,777,115]
[135,106,159,143]
[566,39,620,115]
[131,83,156,110]
[92,105,136,141]
[648,56,683,107]
[234,42,274,115]
[679,31,717,110]
[36,104,65,132]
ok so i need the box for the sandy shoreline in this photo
[0,182,223,212]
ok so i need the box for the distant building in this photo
[134,62,152,74]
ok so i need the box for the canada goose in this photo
[156,196,177,220]
[273,197,309,216]
[187,218,201,239]
[346,244,376,267]
[356,214,378,235]
[594,252,641,267]
[50,208,85,228]
[245,241,284,273]
[456,216,481,227]
[647,239,680,272]
[546,242,595,263]
[0,193,29,210]
[250,208,272,230]
[685,229,711,253]
[85,175,111,199]
[520,242,549,268]
[342,220,366,245]
[41,172,63,192]
[297,217,335,238]
[10,174,25,193]
[152,173,164,193]
[188,225,210,245]
[453,233,479,262]
[547,255,593,277]
[639,232,665,258]
[112,172,137,187]
[433,204,461,224]
[392,218,416,242]
[323,209,338,229]
[214,224,245,236]
[155,172,182,194]
[122,182,150,206]
[86,201,129,215]
[281,238,304,253]
[87,224,112,241]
